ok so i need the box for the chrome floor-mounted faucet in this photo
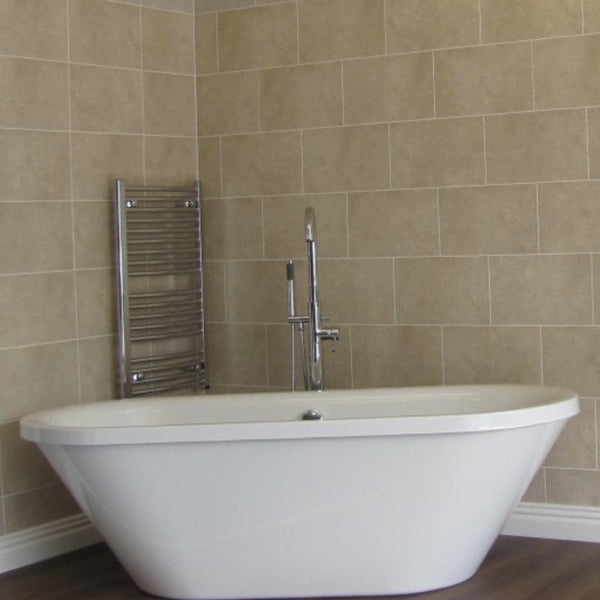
[287,207,339,391]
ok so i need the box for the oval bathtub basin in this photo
[21,385,578,599]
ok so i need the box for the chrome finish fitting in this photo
[301,409,323,421]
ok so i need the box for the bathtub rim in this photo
[20,384,579,446]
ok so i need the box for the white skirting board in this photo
[0,503,600,575]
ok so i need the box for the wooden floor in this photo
[2,536,600,599]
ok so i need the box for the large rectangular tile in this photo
[485,110,587,183]
[443,326,541,385]
[391,117,485,188]
[385,0,480,52]
[79,336,117,404]
[480,0,582,42]
[303,125,389,192]
[73,201,113,269]
[351,325,443,387]
[348,190,439,257]
[221,131,302,196]
[343,53,434,124]
[0,57,68,129]
[260,63,343,130]
[195,13,217,74]
[585,106,600,178]
[490,255,592,325]
[394,257,490,324]
[534,35,600,109]
[198,137,221,198]
[218,3,297,71]
[439,185,538,255]
[75,268,116,337]
[546,469,600,506]
[144,136,197,185]
[299,0,384,62]
[435,43,533,117]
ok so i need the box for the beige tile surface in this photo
[585,0,600,31]
[298,0,384,62]
[218,3,297,71]
[343,53,434,124]
[198,137,221,198]
[221,131,302,196]
[435,43,533,117]
[585,106,600,178]
[348,190,439,257]
[73,201,113,269]
[70,0,141,68]
[203,261,226,322]
[546,469,600,506]
[351,325,443,387]
[439,185,538,255]
[79,336,117,403]
[391,117,485,188]
[75,268,116,337]
[486,109,587,183]
[443,326,541,384]
[260,62,343,130]
[395,257,490,324]
[386,0,480,52]
[490,255,592,325]
[195,13,217,74]
[303,125,390,192]
[144,136,197,185]
[480,0,582,42]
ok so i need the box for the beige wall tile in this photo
[4,484,79,534]
[0,0,67,60]
[485,110,587,183]
[391,117,484,188]
[70,0,141,68]
[521,470,545,502]
[546,469,600,505]
[490,255,592,325]
[263,194,347,259]
[205,323,267,386]
[545,399,596,468]
[143,0,194,12]
[534,35,600,109]
[260,63,343,130]
[73,201,113,269]
[0,273,76,347]
[0,57,68,129]
[343,53,434,124]
[197,72,259,135]
[585,0,600,31]
[143,72,196,136]
[70,64,143,133]
[221,131,302,196]
[348,190,439,257]
[385,0,480,52]
[218,3,297,71]
[203,261,226,322]
[443,326,541,385]
[203,197,263,260]
[439,185,538,255]
[198,137,221,198]
[303,125,389,192]
[435,43,533,117]
[79,336,117,403]
[0,131,70,201]
[395,257,490,324]
[195,13,217,74]
[225,260,289,323]
[539,181,600,252]
[0,203,73,273]
[0,342,79,422]
[586,107,600,178]
[142,7,194,73]
[351,325,443,387]
[75,268,116,337]
[196,0,254,12]
[593,256,600,323]
[71,133,144,200]
[0,422,58,496]
[543,327,600,396]
[319,259,395,324]
[299,0,384,62]
[144,136,197,185]
[480,0,582,42]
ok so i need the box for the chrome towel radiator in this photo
[114,179,208,398]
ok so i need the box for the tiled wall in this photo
[197,0,600,507]
[0,0,197,536]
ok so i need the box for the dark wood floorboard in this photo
[2,536,600,599]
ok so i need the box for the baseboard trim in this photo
[0,513,101,574]
[502,501,600,543]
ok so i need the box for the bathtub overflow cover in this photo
[302,409,323,421]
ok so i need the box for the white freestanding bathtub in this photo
[21,385,578,599]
